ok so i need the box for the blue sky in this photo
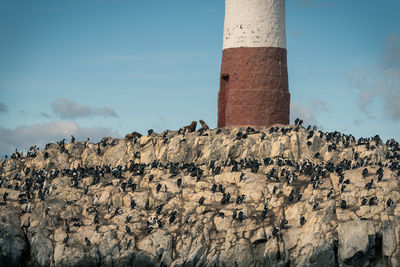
[0,0,399,157]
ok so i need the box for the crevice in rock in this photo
[364,233,384,265]
[344,251,366,266]
[22,230,31,267]
[333,240,339,267]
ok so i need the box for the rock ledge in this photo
[1,126,400,266]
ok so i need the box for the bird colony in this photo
[1,120,400,266]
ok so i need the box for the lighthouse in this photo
[218,0,290,128]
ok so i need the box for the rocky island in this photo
[1,124,400,266]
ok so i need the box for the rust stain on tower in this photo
[218,0,290,128]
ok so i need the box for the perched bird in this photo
[221,193,231,205]
[376,167,384,175]
[169,211,177,224]
[126,214,133,223]
[361,198,367,206]
[93,214,99,224]
[387,198,394,207]
[280,219,288,229]
[261,208,268,219]
[288,190,294,202]
[156,183,162,193]
[63,235,69,244]
[377,173,383,183]
[327,189,334,199]
[340,200,347,210]
[297,193,303,202]
[368,197,377,206]
[211,184,217,193]
[365,179,373,190]
[236,194,246,205]
[307,131,314,140]
[272,228,279,237]
[300,216,306,227]
[362,168,368,178]
[199,196,206,205]
[273,185,278,194]
[341,184,347,192]
[130,199,136,209]
[238,211,244,222]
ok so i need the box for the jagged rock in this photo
[338,220,372,265]
[0,208,28,267]
[0,126,399,266]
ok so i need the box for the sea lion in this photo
[125,131,143,140]
[197,119,209,131]
[183,121,197,132]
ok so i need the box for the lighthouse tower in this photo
[218,0,290,128]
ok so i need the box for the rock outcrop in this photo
[1,126,399,266]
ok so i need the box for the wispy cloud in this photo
[95,55,138,63]
[41,112,52,118]
[291,29,304,38]
[150,116,168,133]
[296,0,336,9]
[0,101,8,113]
[51,98,118,119]
[384,34,400,69]
[310,99,329,113]
[290,98,329,127]
[0,121,119,157]
[346,34,400,121]
[92,51,210,65]
[290,101,317,126]
[297,0,317,8]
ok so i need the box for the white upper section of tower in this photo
[223,0,286,49]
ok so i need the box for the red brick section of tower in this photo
[218,0,290,128]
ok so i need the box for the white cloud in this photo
[0,121,119,157]
[51,98,118,119]
[290,101,317,126]
[346,34,400,121]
